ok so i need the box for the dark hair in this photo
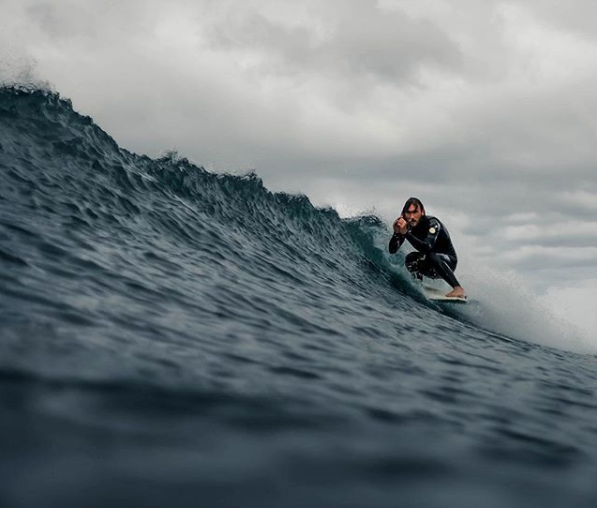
[402,197,425,215]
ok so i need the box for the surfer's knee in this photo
[427,252,442,264]
[428,252,456,271]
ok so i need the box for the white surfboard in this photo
[422,286,467,304]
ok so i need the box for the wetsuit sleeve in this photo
[389,233,405,254]
[405,218,440,254]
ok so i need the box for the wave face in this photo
[1,86,597,508]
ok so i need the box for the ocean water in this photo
[1,86,597,508]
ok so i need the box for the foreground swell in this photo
[1,87,597,508]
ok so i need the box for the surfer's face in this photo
[404,205,423,227]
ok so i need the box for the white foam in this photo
[453,259,595,355]
[538,280,597,339]
[0,40,49,89]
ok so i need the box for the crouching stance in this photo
[389,197,466,299]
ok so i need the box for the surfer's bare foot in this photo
[446,286,466,299]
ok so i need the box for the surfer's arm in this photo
[405,219,440,254]
[388,233,405,254]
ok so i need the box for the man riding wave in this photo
[389,197,466,299]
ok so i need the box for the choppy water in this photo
[1,86,597,508]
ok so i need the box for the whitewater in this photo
[1,86,597,508]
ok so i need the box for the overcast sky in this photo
[1,0,596,331]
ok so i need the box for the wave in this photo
[0,85,593,396]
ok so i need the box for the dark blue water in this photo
[1,86,597,508]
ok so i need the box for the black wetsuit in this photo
[389,215,461,288]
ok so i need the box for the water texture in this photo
[1,87,596,508]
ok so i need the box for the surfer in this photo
[389,197,466,299]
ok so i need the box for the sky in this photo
[1,0,596,332]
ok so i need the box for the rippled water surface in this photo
[1,87,597,508]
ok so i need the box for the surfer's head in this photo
[402,197,425,228]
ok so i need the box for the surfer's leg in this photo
[426,253,461,289]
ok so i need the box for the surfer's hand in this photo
[393,217,408,235]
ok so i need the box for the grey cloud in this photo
[509,255,597,273]
[26,4,67,39]
[23,0,156,46]
[508,236,597,249]
[206,0,462,84]
[516,0,597,40]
